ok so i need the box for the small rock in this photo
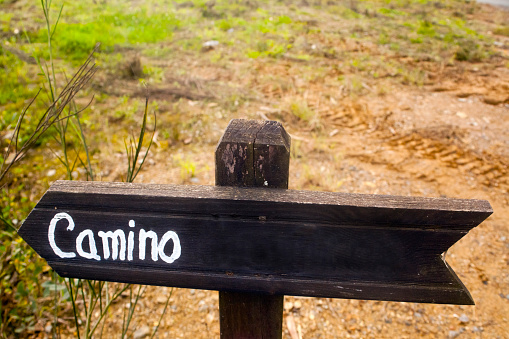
[133,326,150,339]
[472,326,483,333]
[458,314,469,323]
[414,312,422,318]
[47,169,57,176]
[45,324,52,333]
[448,329,462,338]
[202,40,219,50]
[156,296,168,304]
[456,112,467,119]
[206,312,215,324]
[284,301,293,311]
[294,300,302,309]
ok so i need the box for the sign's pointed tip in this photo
[443,260,475,305]
[458,283,475,305]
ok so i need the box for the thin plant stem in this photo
[121,285,145,339]
[74,108,94,180]
[53,271,58,339]
[67,279,81,339]
[0,46,98,184]
[88,284,130,338]
[150,287,174,339]
[125,98,156,183]
[0,216,17,232]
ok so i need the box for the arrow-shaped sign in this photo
[18,180,492,305]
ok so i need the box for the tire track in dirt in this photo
[386,125,509,195]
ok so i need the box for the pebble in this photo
[448,328,464,338]
[44,324,52,333]
[198,300,210,312]
[133,326,151,339]
[458,314,469,323]
[202,40,219,48]
[448,330,460,338]
[206,312,215,324]
[472,326,483,332]
[156,296,168,304]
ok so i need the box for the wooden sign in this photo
[18,180,491,305]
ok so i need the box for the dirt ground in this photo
[89,61,509,336]
[27,2,509,339]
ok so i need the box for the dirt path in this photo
[86,78,509,338]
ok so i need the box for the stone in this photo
[448,330,461,338]
[458,314,469,323]
[133,325,151,339]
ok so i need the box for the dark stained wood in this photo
[253,120,291,189]
[215,119,265,187]
[216,119,288,339]
[219,292,283,339]
[18,180,492,305]
[34,180,492,230]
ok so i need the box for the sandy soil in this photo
[88,56,509,339]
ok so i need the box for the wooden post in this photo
[215,119,290,339]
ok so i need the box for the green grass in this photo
[50,10,180,60]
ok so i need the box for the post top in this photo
[216,119,290,152]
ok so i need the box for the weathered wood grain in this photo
[37,180,491,230]
[216,119,288,339]
[18,180,492,305]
